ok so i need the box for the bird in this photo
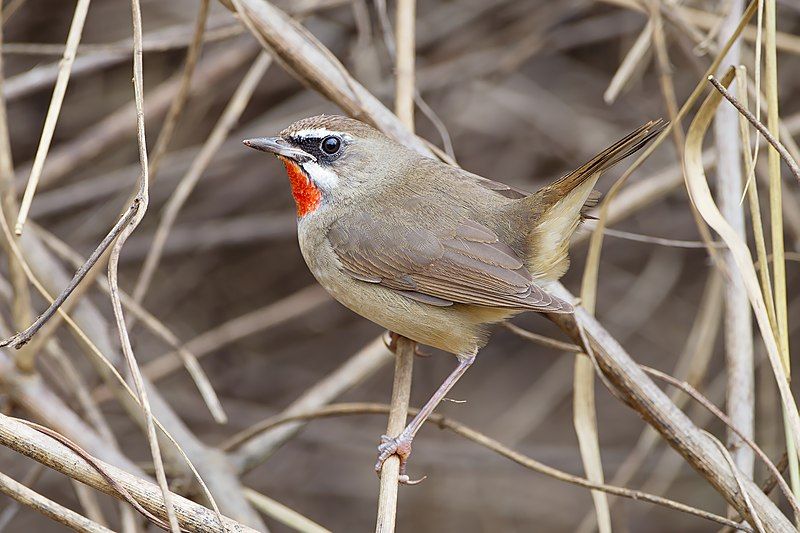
[243,115,665,483]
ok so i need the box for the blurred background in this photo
[1,0,799,531]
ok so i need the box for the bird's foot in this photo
[382,331,430,357]
[375,433,426,485]
[382,331,399,352]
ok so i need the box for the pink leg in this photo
[375,352,476,483]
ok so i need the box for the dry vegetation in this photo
[0,0,798,531]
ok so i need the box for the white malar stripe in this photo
[301,161,339,190]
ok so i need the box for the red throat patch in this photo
[279,158,321,217]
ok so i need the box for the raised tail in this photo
[520,119,667,280]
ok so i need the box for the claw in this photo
[382,331,399,353]
[375,433,425,484]
[414,345,431,358]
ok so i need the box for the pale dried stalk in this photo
[394,0,415,129]
[15,0,91,234]
[0,414,258,533]
[3,177,260,526]
[683,69,798,530]
[0,470,113,533]
[576,272,725,533]
[580,0,758,348]
[244,488,331,533]
[713,0,755,477]
[603,20,653,104]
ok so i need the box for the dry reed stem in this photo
[683,69,797,529]
[0,464,45,530]
[576,271,725,533]
[642,365,798,520]
[14,0,91,235]
[0,203,139,349]
[0,470,114,533]
[708,434,767,533]
[759,0,793,497]
[244,489,331,533]
[735,67,778,340]
[0,414,258,533]
[13,42,257,192]
[713,0,755,478]
[0,198,260,527]
[580,0,758,346]
[603,19,653,104]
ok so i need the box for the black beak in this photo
[242,137,315,163]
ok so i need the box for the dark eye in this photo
[320,135,341,155]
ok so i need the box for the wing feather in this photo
[327,214,572,313]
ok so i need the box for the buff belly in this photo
[299,229,516,356]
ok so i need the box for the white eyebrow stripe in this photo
[292,128,353,142]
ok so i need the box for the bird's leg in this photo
[375,351,477,484]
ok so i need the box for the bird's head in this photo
[244,114,404,218]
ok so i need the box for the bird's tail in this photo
[520,119,667,280]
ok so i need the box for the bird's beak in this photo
[242,137,315,163]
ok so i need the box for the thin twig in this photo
[708,76,800,183]
[376,3,417,529]
[224,402,753,532]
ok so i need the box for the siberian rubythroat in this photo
[244,115,664,482]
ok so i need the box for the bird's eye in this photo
[320,135,341,155]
